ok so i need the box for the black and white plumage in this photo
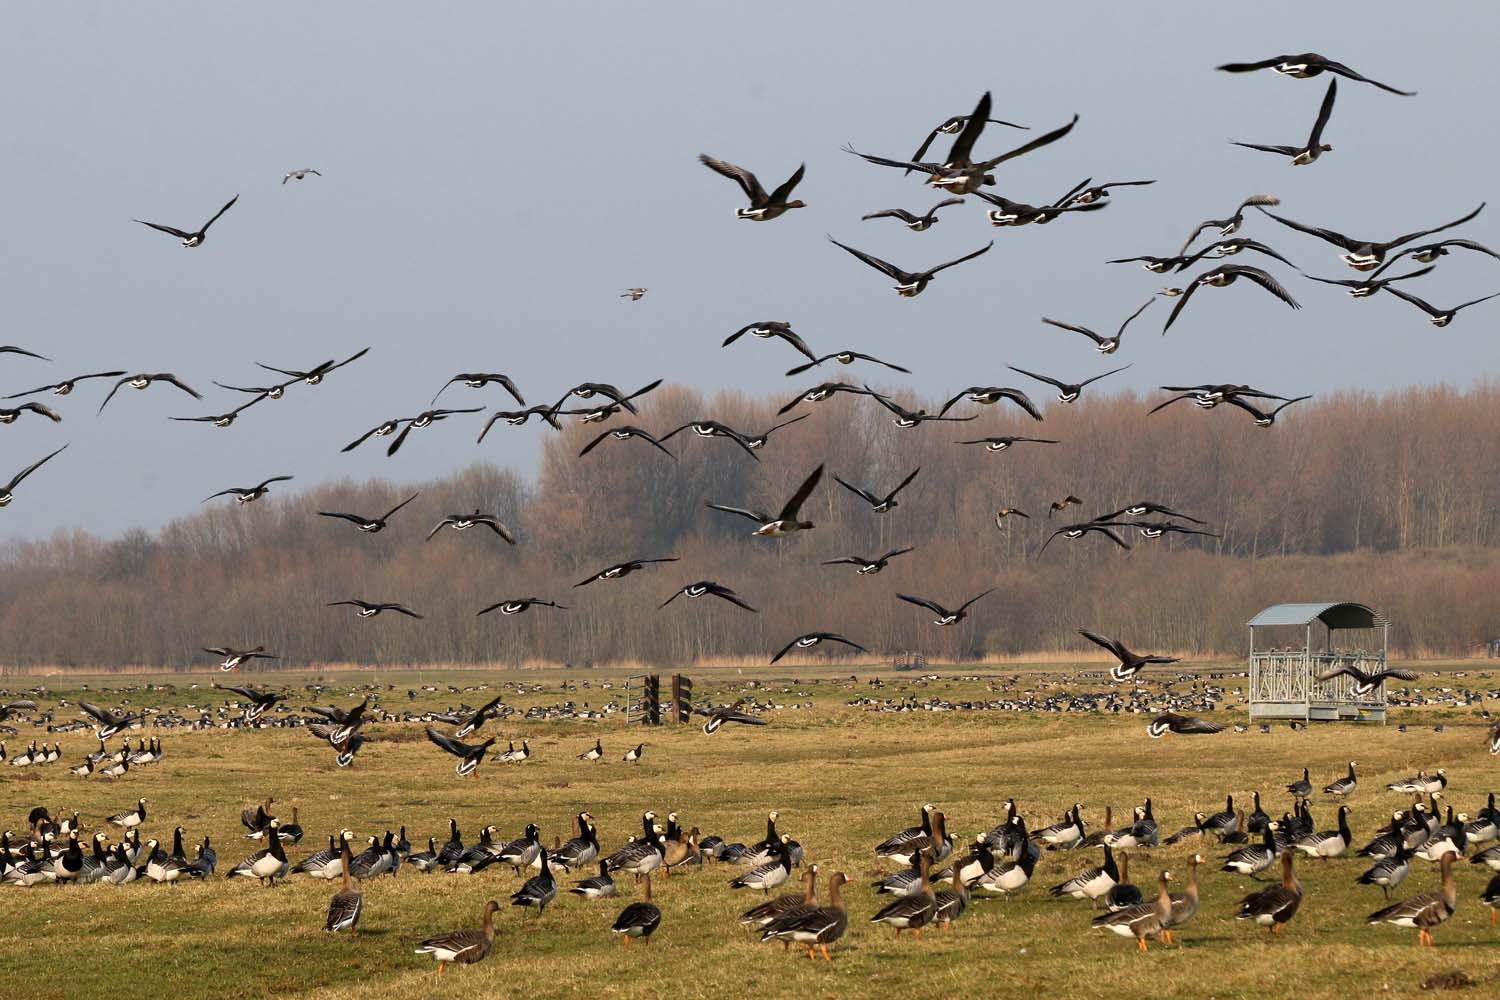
[6,371,126,400]
[1162,265,1300,332]
[861,198,967,231]
[424,727,495,777]
[203,475,292,505]
[785,350,911,378]
[1358,844,1414,899]
[936,385,1043,419]
[1042,299,1155,355]
[257,348,369,388]
[0,402,63,424]
[133,194,238,247]
[867,391,978,428]
[1230,78,1338,165]
[431,372,524,406]
[1259,203,1484,271]
[426,510,516,544]
[896,588,993,627]
[317,493,419,534]
[905,100,1029,168]
[775,382,874,416]
[1039,521,1131,556]
[659,419,759,459]
[1050,845,1120,903]
[476,597,567,617]
[1216,52,1416,95]
[1008,364,1131,403]
[1147,712,1224,737]
[611,873,662,944]
[204,645,277,672]
[476,405,567,439]
[169,393,269,427]
[1223,822,1280,876]
[1178,195,1282,253]
[659,580,757,613]
[1294,804,1353,859]
[326,599,424,619]
[510,846,557,914]
[722,321,819,364]
[97,373,203,414]
[578,425,676,460]
[226,820,289,885]
[827,236,994,297]
[0,445,68,508]
[834,468,920,514]
[707,464,824,537]
[695,699,768,735]
[1077,628,1179,682]
[79,701,141,740]
[1323,761,1358,796]
[383,408,485,456]
[769,631,866,664]
[698,155,807,221]
[821,546,914,576]
[571,860,616,899]
[1383,285,1500,328]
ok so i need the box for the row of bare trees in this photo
[2,382,1497,668]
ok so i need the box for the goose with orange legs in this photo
[932,861,970,929]
[763,871,849,960]
[1235,851,1303,933]
[415,900,499,973]
[870,851,936,938]
[745,865,820,946]
[1368,852,1458,946]
[612,872,662,945]
[1093,869,1173,951]
[1161,853,1204,944]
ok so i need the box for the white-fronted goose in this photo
[611,872,662,945]
[1093,869,1173,951]
[1367,852,1457,946]
[326,840,363,933]
[414,899,499,973]
[1235,851,1302,933]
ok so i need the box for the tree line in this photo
[2,381,1497,669]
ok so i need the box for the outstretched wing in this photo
[778,464,825,519]
[827,236,902,279]
[200,195,240,232]
[925,241,994,276]
[698,155,767,204]
[424,727,472,758]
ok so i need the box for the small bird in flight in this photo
[282,168,322,184]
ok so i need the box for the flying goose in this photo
[1162,265,1300,331]
[1216,52,1416,95]
[476,405,566,439]
[1258,203,1484,271]
[1076,629,1178,682]
[1147,712,1224,737]
[896,589,993,626]
[134,194,238,247]
[424,727,495,776]
[476,597,567,617]
[0,345,48,361]
[698,154,806,220]
[283,168,321,183]
[1367,852,1457,946]
[660,580,757,612]
[936,385,1043,419]
[257,347,369,387]
[1039,521,1131,556]
[578,425,676,459]
[743,414,807,449]
[1382,285,1500,327]
[214,378,296,400]
[775,381,874,416]
[383,408,484,456]
[1315,665,1420,696]
[785,350,911,377]
[414,899,499,973]
[97,373,202,413]
[695,699,768,735]
[1178,195,1281,253]
[843,109,1078,194]
[79,700,141,739]
[1303,264,1435,297]
[659,419,758,459]
[1008,363,1130,402]
[0,402,62,424]
[905,98,1028,167]
[426,510,516,544]
[561,378,664,423]
[973,189,1107,226]
[326,599,424,619]
[827,236,993,296]
[317,493,419,533]
[1042,299,1156,355]
[722,321,819,364]
[861,198,966,231]
[575,556,679,588]
[169,393,269,427]
[1177,237,1297,273]
[821,546,914,575]
[203,645,277,672]
[868,391,977,427]
[203,475,292,504]
[611,872,662,945]
[707,464,823,536]
[770,632,867,664]
[1374,237,1500,271]
[834,468,919,513]
[1108,253,1193,272]
[5,370,125,399]
[1061,179,1156,206]
[431,373,524,406]
[956,435,1059,453]
[1230,78,1337,165]
[0,444,68,508]
[341,418,405,452]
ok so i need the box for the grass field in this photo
[3,661,1498,999]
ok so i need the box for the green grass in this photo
[3,662,1499,999]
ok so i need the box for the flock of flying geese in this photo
[4,49,1499,976]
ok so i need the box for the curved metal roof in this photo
[1247,602,1389,629]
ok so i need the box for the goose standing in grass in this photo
[972,837,1037,898]
[1161,853,1204,944]
[408,838,441,873]
[1034,804,1085,849]
[1367,852,1458,946]
[1296,803,1356,863]
[745,864,819,929]
[1104,852,1142,911]
[1286,768,1313,799]
[1482,874,1500,927]
[763,871,848,961]
[1235,851,1303,933]
[1358,843,1414,899]
[1415,810,1468,862]
[553,814,599,871]
[875,804,936,859]
[871,851,936,938]
[874,851,929,897]
[578,739,604,762]
[572,860,617,899]
[731,835,793,895]
[145,827,190,884]
[1323,761,1358,797]
[608,824,665,880]
[227,820,289,886]
[108,797,147,830]
[291,832,352,879]
[1050,845,1120,904]
[433,822,466,869]
[611,872,662,945]
[623,742,646,764]
[932,862,969,929]
[510,845,557,915]
[1223,821,1279,877]
[326,839,363,934]
[415,899,499,973]
[1092,869,1173,952]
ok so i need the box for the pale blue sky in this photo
[2,1,1497,539]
